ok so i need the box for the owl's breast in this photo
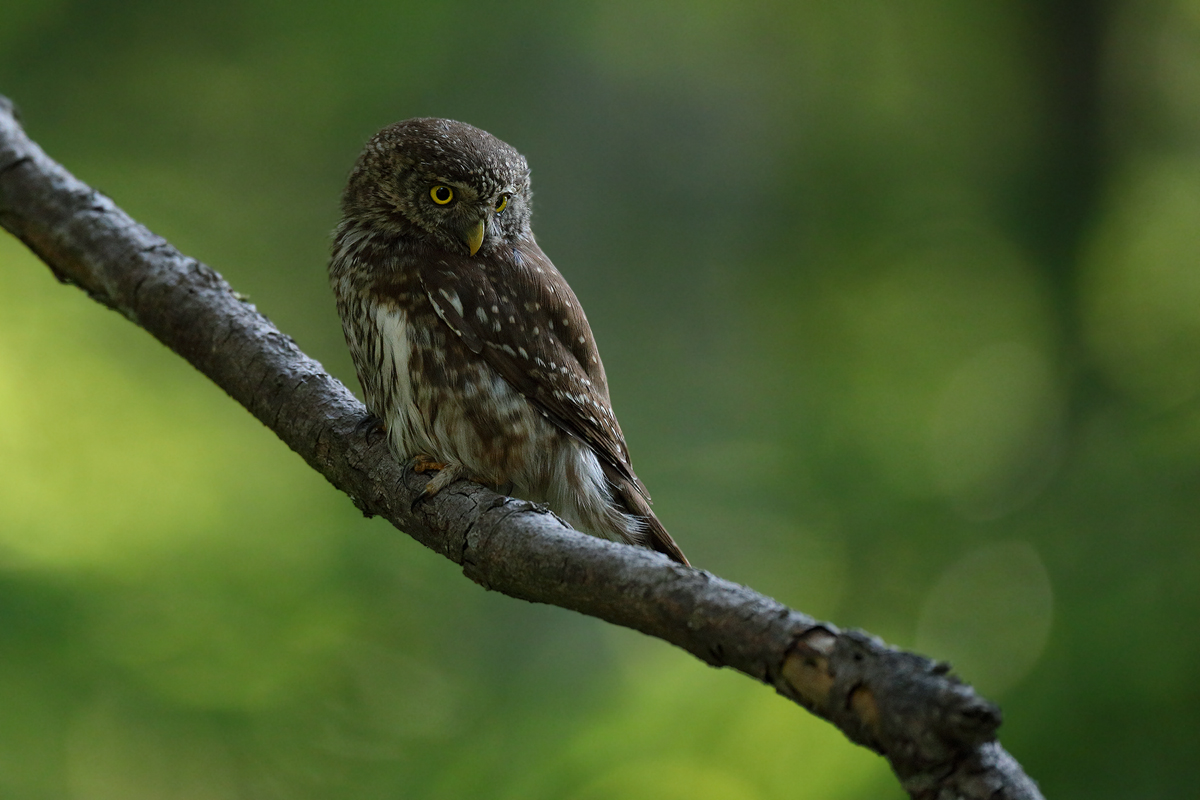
[363,288,557,488]
[363,301,419,451]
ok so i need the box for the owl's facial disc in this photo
[410,169,517,256]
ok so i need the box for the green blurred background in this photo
[2,1,1199,797]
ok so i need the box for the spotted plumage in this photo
[329,117,687,564]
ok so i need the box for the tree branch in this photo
[0,96,1044,800]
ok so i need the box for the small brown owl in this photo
[329,118,687,565]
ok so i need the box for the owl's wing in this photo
[418,243,648,496]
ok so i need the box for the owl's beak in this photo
[465,217,486,256]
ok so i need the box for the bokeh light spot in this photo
[1084,157,1200,408]
[927,341,1062,518]
[916,541,1053,697]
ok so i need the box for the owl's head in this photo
[342,118,533,257]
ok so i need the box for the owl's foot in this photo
[410,454,448,474]
[408,455,464,500]
[421,463,464,497]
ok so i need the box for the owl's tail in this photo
[614,479,690,566]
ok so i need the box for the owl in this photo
[329,118,688,565]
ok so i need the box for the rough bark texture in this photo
[0,96,1044,800]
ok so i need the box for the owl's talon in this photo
[355,413,386,443]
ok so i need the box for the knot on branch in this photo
[780,627,1001,777]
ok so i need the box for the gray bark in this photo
[0,95,1044,800]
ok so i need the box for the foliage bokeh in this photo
[3,1,1200,797]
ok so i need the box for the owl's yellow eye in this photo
[430,185,454,205]
[494,195,509,213]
